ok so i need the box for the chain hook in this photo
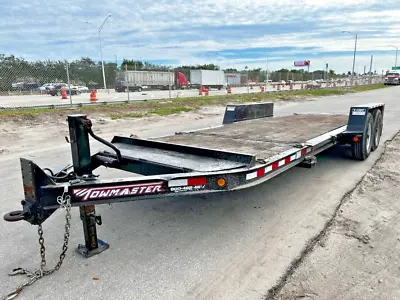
[2,192,72,300]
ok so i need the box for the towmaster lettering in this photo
[73,182,164,201]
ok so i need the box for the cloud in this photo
[0,0,399,73]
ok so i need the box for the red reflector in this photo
[301,148,307,156]
[257,168,265,177]
[272,162,279,170]
[187,177,207,186]
[285,157,291,164]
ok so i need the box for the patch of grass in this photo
[0,83,388,122]
[151,106,193,116]
[110,112,144,120]
[348,83,387,92]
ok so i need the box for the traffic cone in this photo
[290,83,293,90]
[61,89,68,100]
[227,87,232,94]
[198,88,202,96]
[90,90,97,102]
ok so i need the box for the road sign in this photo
[392,66,400,70]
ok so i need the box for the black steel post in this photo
[68,115,109,257]
[68,115,92,176]
[77,205,109,258]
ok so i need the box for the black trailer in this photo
[2,101,384,298]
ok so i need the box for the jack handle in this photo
[81,118,123,163]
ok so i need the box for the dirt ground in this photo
[272,132,400,300]
[0,106,227,160]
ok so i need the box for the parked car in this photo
[38,83,55,91]
[71,85,89,92]
[48,84,81,96]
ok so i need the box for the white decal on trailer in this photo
[352,108,366,116]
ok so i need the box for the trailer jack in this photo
[77,205,109,258]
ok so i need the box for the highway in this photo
[0,79,381,108]
[0,86,399,300]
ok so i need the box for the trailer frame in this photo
[4,102,384,259]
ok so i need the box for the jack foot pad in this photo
[76,239,110,258]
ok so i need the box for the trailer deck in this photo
[156,114,349,162]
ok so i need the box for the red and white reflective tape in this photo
[246,147,312,181]
[168,177,207,187]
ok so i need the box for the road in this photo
[0,78,381,108]
[0,86,399,300]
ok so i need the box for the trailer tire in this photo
[371,109,383,151]
[351,112,374,160]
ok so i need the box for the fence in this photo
[0,54,385,109]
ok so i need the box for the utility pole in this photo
[369,55,373,84]
[265,55,269,91]
[389,45,398,67]
[342,31,358,86]
[364,65,366,75]
[86,14,112,92]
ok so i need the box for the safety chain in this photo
[2,192,72,300]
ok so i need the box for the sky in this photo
[1,0,399,73]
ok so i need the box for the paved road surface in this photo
[0,79,381,108]
[0,86,399,300]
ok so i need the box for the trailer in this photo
[190,69,226,90]
[115,71,190,92]
[2,102,384,299]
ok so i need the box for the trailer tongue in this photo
[2,101,384,299]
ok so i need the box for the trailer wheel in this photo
[351,112,374,160]
[371,109,383,151]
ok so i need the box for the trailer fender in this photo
[344,103,385,160]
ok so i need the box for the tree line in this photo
[1,54,353,91]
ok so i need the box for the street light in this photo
[342,31,358,86]
[86,14,112,91]
[388,45,398,67]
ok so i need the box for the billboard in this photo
[294,60,311,67]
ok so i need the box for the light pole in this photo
[265,55,269,91]
[388,45,398,67]
[342,31,358,86]
[86,14,112,91]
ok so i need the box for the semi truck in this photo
[115,71,190,92]
[190,69,226,90]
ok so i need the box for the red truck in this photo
[384,71,400,85]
